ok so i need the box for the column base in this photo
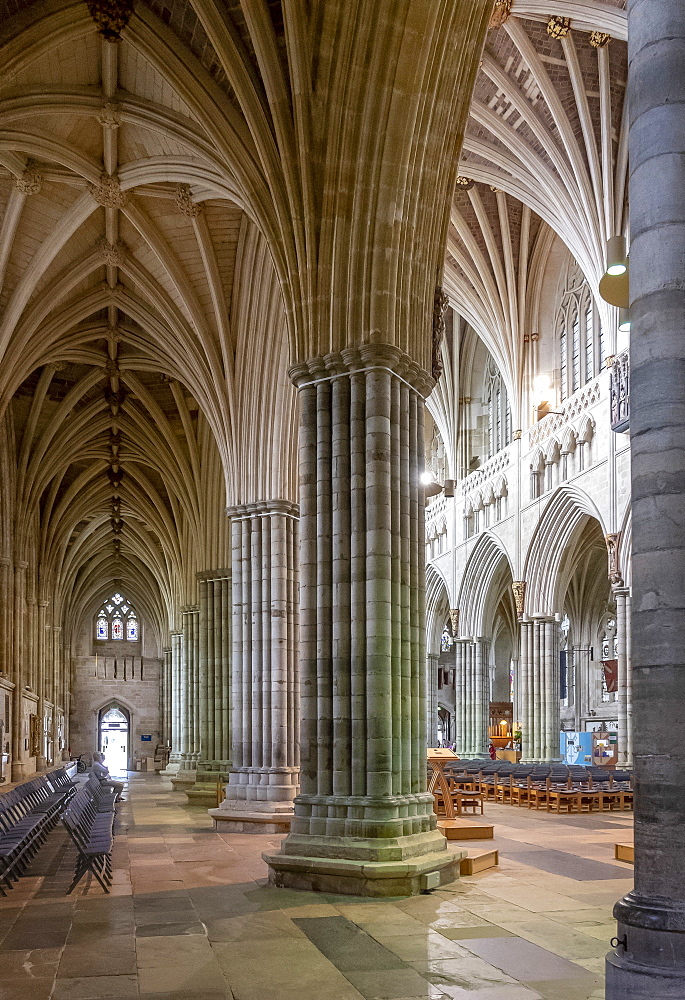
[606,893,685,999]
[263,841,463,897]
[210,805,293,834]
[265,827,461,897]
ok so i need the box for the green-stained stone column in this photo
[264,346,460,896]
[211,502,299,832]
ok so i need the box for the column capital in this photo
[181,605,199,616]
[288,344,434,398]
[196,567,231,582]
[226,499,299,520]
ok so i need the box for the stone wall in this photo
[69,618,162,767]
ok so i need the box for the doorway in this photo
[98,704,129,776]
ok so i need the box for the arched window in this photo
[556,261,602,401]
[94,592,140,642]
[486,358,511,458]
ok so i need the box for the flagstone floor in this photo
[0,773,634,1000]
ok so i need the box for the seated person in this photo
[91,751,125,801]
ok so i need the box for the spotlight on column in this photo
[420,471,443,499]
[618,308,631,333]
[606,235,627,276]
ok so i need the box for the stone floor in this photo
[0,773,634,1000]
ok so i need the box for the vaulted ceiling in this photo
[0,0,627,644]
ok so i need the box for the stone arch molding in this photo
[426,563,452,656]
[458,531,514,639]
[523,484,607,616]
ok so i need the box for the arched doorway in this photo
[98,704,130,776]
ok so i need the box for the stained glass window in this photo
[441,626,452,652]
[95,593,140,643]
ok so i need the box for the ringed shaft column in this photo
[36,601,48,770]
[614,587,630,766]
[463,640,475,754]
[171,607,199,788]
[541,619,560,761]
[473,638,490,756]
[161,647,171,752]
[161,631,183,774]
[519,621,534,761]
[212,502,299,832]
[426,653,439,746]
[454,639,467,754]
[264,347,459,897]
[625,590,633,763]
[187,570,231,805]
[607,3,685,993]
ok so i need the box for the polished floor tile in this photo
[0,773,627,1000]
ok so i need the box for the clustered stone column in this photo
[455,638,489,755]
[607,1,685,993]
[186,570,231,805]
[519,617,559,761]
[161,646,171,752]
[171,606,200,788]
[613,586,632,766]
[161,631,183,775]
[426,652,439,746]
[211,502,299,832]
[264,347,459,896]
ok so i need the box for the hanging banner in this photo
[602,659,618,693]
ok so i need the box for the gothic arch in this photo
[524,484,607,615]
[458,532,514,639]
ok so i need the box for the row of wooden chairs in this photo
[445,761,633,813]
[0,768,76,893]
[61,774,118,894]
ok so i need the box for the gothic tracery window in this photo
[557,261,603,401]
[486,358,511,458]
[95,593,140,642]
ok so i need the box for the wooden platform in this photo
[437,818,494,840]
[615,842,634,863]
[460,848,499,875]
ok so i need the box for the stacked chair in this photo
[441,760,633,815]
[61,775,117,894]
[0,767,76,894]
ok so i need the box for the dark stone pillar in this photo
[606,2,685,995]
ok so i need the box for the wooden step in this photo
[615,842,634,864]
[460,848,499,875]
[437,818,494,840]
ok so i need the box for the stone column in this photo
[607,3,685,993]
[426,652,439,747]
[614,587,631,766]
[473,638,490,755]
[35,600,48,770]
[161,631,183,775]
[520,618,558,761]
[264,347,459,896]
[541,619,559,761]
[625,590,633,763]
[211,502,299,832]
[161,646,171,750]
[454,639,467,754]
[11,562,27,781]
[186,570,231,806]
[519,621,533,760]
[171,607,199,789]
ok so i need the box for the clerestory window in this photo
[95,592,139,642]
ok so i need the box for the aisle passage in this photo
[0,774,631,1000]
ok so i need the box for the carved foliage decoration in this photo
[512,581,526,619]
[605,533,623,587]
[86,0,135,42]
[432,286,449,381]
[14,161,43,196]
[449,609,460,638]
[489,0,512,29]
[90,173,127,208]
[175,184,201,218]
[547,16,571,39]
